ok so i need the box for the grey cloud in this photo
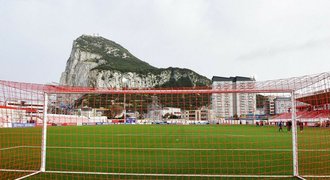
[1,0,330,83]
[236,37,330,61]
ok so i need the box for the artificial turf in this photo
[0,125,329,179]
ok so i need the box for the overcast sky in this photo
[1,0,330,84]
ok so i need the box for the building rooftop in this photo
[212,76,255,82]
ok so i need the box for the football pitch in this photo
[0,125,329,179]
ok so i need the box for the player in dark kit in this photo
[287,121,292,132]
[299,121,304,132]
[278,121,283,132]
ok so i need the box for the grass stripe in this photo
[45,170,294,178]
[16,145,330,152]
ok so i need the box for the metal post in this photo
[123,93,126,124]
[291,91,299,177]
[40,93,48,172]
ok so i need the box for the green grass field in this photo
[0,125,329,179]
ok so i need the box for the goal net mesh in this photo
[0,72,329,179]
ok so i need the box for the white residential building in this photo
[262,96,276,115]
[212,76,256,119]
[274,97,291,114]
[162,107,181,117]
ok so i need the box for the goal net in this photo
[0,73,329,179]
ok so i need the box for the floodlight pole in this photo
[124,93,126,124]
[40,93,48,172]
[291,91,299,177]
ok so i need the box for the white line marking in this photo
[45,170,293,178]
[0,169,38,173]
[15,171,40,180]
[0,146,22,151]
[296,175,307,180]
[2,169,327,178]
[16,145,330,152]
[303,175,330,178]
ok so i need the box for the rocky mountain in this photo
[60,35,211,88]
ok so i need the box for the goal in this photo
[0,73,329,179]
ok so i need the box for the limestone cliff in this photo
[60,35,211,88]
